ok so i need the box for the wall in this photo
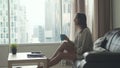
[0,43,60,67]
[113,0,120,28]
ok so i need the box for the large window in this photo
[0,0,71,44]
[0,0,8,44]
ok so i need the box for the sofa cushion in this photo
[104,28,120,52]
[109,31,120,52]
[93,37,107,52]
[100,37,107,49]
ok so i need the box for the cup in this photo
[60,34,65,41]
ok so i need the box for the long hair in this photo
[75,13,87,29]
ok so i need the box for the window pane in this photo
[62,0,71,37]
[45,0,61,42]
[0,0,9,44]
[10,0,63,43]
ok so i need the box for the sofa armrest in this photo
[83,51,120,62]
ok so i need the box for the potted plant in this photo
[10,43,17,55]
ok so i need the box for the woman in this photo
[38,13,93,68]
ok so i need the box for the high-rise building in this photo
[0,0,71,44]
[10,0,27,43]
[0,0,9,44]
[45,0,61,42]
[45,0,54,42]
[38,26,45,42]
[0,0,27,44]
[33,25,44,42]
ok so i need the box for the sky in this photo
[20,0,45,27]
[19,0,46,35]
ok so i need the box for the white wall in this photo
[0,45,9,67]
[113,0,120,28]
[0,43,60,67]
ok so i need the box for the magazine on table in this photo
[27,52,44,58]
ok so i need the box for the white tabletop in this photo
[8,52,48,68]
[8,52,47,61]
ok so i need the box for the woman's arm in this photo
[63,35,75,46]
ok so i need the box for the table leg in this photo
[44,60,48,68]
[8,62,12,68]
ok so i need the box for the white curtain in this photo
[70,0,85,41]
[70,0,77,41]
[85,0,94,33]
[70,0,93,41]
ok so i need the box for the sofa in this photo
[79,28,120,68]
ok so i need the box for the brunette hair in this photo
[75,13,87,29]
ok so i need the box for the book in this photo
[27,52,44,58]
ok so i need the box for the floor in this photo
[0,65,72,68]
[0,62,72,68]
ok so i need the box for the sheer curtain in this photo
[85,0,113,41]
[70,0,113,41]
[70,0,85,41]
[70,0,93,41]
[85,0,94,33]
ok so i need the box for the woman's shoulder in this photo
[82,27,91,33]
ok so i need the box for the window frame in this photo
[0,0,71,45]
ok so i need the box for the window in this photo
[0,0,8,44]
[0,0,71,44]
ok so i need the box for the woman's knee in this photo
[57,42,68,51]
[60,42,68,49]
[61,42,68,46]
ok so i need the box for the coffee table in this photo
[8,52,48,68]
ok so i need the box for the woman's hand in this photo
[63,35,75,47]
[63,35,70,41]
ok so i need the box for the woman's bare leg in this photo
[49,52,62,67]
[48,41,75,67]
[50,42,68,59]
[48,52,76,67]
[37,42,68,68]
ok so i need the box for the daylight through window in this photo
[0,0,71,44]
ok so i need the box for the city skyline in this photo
[0,0,71,44]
